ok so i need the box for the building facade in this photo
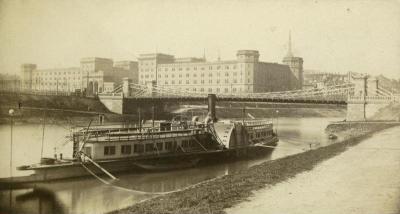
[138,49,301,94]
[21,58,138,95]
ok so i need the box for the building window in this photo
[225,66,229,69]
[201,80,204,84]
[217,66,221,70]
[121,145,131,155]
[186,67,190,71]
[193,80,197,84]
[208,88,212,92]
[194,67,197,70]
[209,66,212,70]
[104,146,115,155]
[209,80,212,84]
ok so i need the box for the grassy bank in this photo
[110,122,398,214]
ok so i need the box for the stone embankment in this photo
[109,121,399,214]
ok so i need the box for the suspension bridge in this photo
[98,74,399,121]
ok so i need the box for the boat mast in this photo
[40,110,46,158]
[138,107,142,133]
[152,105,155,132]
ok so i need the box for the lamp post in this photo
[275,110,279,136]
[9,108,14,210]
[9,109,14,178]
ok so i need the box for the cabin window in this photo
[145,144,154,152]
[190,139,196,147]
[104,146,115,156]
[165,141,173,151]
[121,145,131,155]
[156,142,163,151]
[182,140,190,148]
[134,144,144,153]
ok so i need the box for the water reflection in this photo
[0,117,341,214]
[0,188,65,214]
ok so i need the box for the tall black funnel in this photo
[208,94,217,122]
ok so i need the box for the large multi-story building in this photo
[138,47,303,94]
[21,58,138,95]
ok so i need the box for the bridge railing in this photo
[114,82,356,102]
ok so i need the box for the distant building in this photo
[21,58,138,95]
[303,70,349,89]
[138,42,303,94]
[0,73,20,91]
[282,32,304,88]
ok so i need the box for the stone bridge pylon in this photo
[346,73,397,121]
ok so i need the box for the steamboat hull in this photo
[0,137,277,188]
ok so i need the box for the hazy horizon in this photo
[0,0,399,78]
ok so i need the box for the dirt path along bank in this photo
[227,126,400,214]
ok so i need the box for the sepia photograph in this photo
[0,0,399,213]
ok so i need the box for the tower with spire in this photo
[282,31,304,89]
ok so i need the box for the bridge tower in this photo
[122,77,131,97]
[346,74,387,121]
[21,64,36,90]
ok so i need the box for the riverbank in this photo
[227,126,400,214]
[109,122,399,214]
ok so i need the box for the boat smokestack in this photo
[208,94,217,122]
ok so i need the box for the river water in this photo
[0,117,341,214]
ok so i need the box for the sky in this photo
[0,0,399,78]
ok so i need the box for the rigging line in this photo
[254,144,306,151]
[278,138,304,145]
[80,162,110,185]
